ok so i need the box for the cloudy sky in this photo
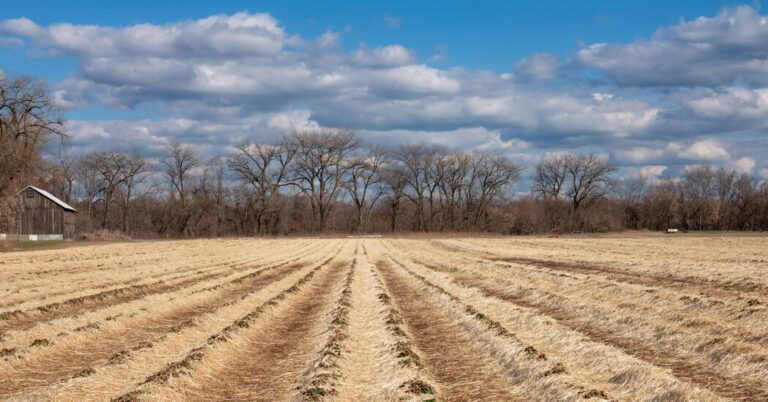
[1,0,768,180]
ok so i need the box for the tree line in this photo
[3,74,768,237]
[37,131,525,236]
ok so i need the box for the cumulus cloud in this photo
[681,87,768,133]
[12,12,287,57]
[1,9,766,174]
[622,165,668,182]
[678,139,731,161]
[578,6,768,87]
[729,156,756,173]
[0,17,45,37]
[65,110,321,156]
[640,165,667,178]
[353,45,414,67]
[614,147,666,164]
[362,126,529,150]
[515,53,559,82]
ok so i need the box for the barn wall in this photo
[15,188,76,239]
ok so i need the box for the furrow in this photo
[118,249,351,401]
[373,252,586,401]
[0,241,326,334]
[0,251,331,398]
[20,246,333,401]
[334,241,436,401]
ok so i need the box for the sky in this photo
[1,0,768,181]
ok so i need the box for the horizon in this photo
[1,1,767,183]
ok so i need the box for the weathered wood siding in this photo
[16,188,76,239]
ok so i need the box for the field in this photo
[0,236,767,401]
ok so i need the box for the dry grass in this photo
[0,235,766,400]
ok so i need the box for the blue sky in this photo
[1,0,767,180]
[1,1,745,75]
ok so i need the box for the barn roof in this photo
[24,186,77,213]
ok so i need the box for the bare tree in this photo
[76,160,104,231]
[439,152,470,231]
[564,153,616,214]
[0,75,65,196]
[469,152,522,230]
[531,154,569,200]
[42,149,77,204]
[163,143,199,235]
[642,180,681,230]
[288,129,358,231]
[208,157,229,236]
[81,151,130,229]
[344,146,388,233]
[681,165,718,230]
[616,174,648,229]
[381,163,408,232]
[118,153,151,234]
[398,144,434,231]
[228,139,295,234]
[0,75,65,229]
[164,143,198,209]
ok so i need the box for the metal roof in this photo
[24,186,77,212]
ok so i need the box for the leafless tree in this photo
[0,75,65,229]
[163,143,199,235]
[439,152,470,231]
[75,160,104,231]
[42,149,77,204]
[398,144,434,231]
[164,143,198,209]
[207,157,229,236]
[0,75,65,195]
[565,153,616,214]
[616,174,648,229]
[681,165,718,230]
[80,151,130,229]
[228,139,295,234]
[381,163,408,232]
[468,152,523,230]
[531,154,569,201]
[118,153,151,234]
[344,145,388,233]
[287,129,358,231]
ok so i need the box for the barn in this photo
[1,186,77,241]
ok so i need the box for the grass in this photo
[0,240,75,252]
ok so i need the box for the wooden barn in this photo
[6,186,77,240]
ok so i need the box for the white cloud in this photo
[4,12,286,57]
[578,6,768,87]
[684,87,768,129]
[65,110,322,156]
[640,165,667,178]
[361,126,530,154]
[316,31,339,48]
[0,10,765,174]
[729,157,756,173]
[0,17,45,37]
[353,45,414,67]
[678,139,730,161]
[515,53,558,82]
[623,165,668,183]
[614,147,665,163]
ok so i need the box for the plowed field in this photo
[1,236,766,401]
